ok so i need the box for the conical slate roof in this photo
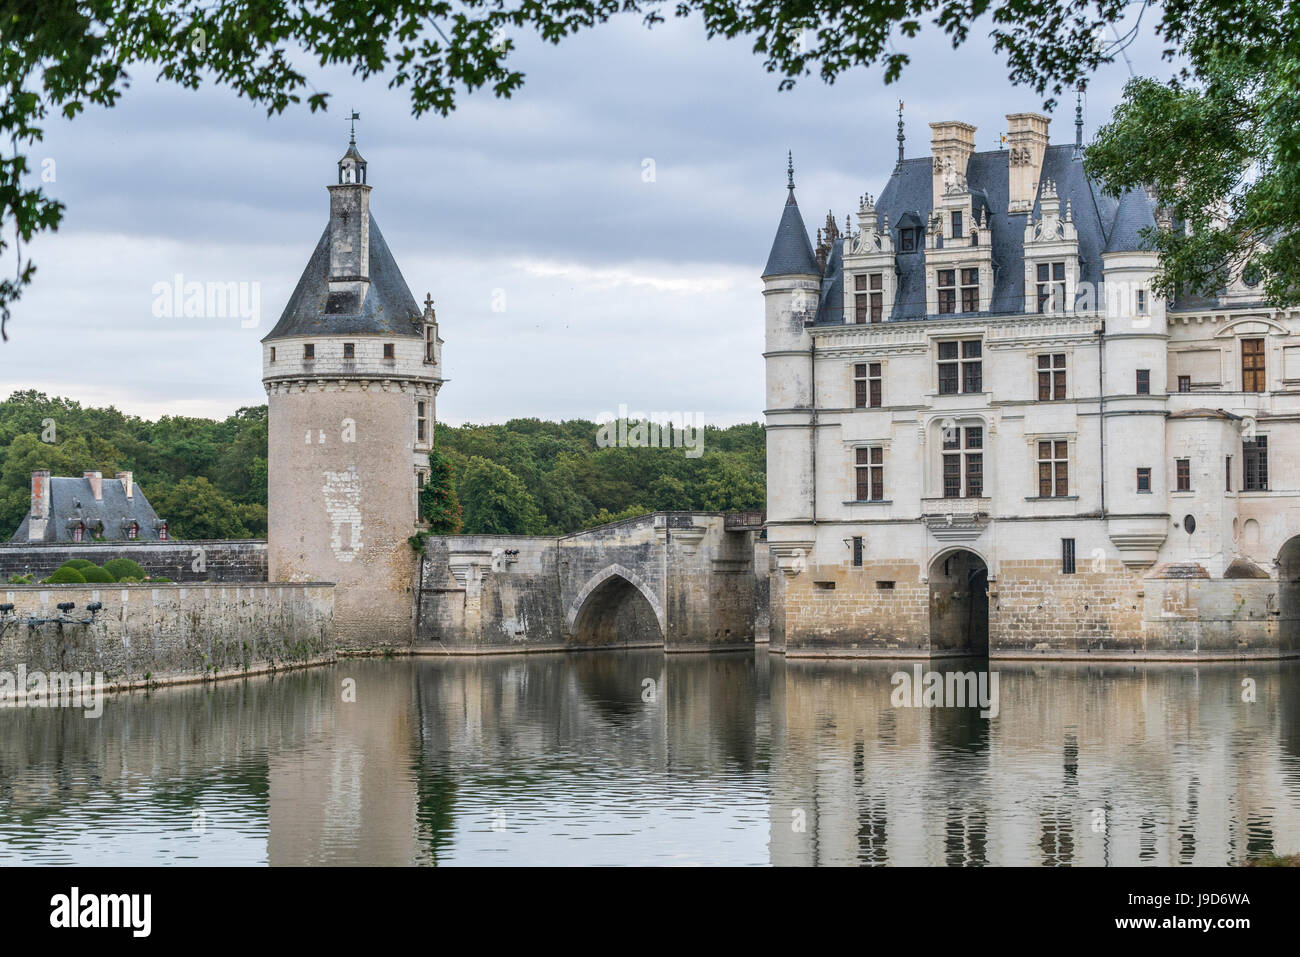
[762,190,820,278]
[1104,186,1157,253]
[262,215,423,340]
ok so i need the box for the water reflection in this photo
[0,652,1296,865]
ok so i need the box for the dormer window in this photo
[1036,262,1066,312]
[383,343,395,360]
[304,343,315,360]
[899,228,917,252]
[158,522,168,541]
[951,211,963,238]
[126,522,139,541]
[72,522,84,543]
[343,342,355,359]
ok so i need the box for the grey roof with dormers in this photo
[799,143,1150,324]
[762,190,821,278]
[262,215,424,341]
[1104,185,1158,253]
[11,476,164,543]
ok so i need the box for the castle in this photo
[761,109,1300,658]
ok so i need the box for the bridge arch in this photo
[928,547,990,657]
[565,564,666,647]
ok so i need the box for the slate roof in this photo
[1105,186,1158,253]
[11,476,164,543]
[774,142,1158,325]
[762,190,821,278]
[262,215,423,340]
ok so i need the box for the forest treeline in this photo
[0,391,765,539]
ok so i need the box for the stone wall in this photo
[0,582,333,687]
[415,513,759,654]
[0,540,267,584]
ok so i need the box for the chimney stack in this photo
[84,470,103,501]
[28,470,51,541]
[1006,112,1051,213]
[929,121,977,210]
[116,470,133,499]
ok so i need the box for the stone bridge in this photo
[415,512,765,653]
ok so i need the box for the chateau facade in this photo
[763,111,1300,658]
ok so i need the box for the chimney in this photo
[84,470,102,501]
[1007,112,1051,213]
[116,470,133,499]
[929,121,977,209]
[28,470,50,542]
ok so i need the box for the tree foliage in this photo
[1086,3,1300,304]
[419,443,463,534]
[2,0,1266,333]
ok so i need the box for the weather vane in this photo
[349,110,361,144]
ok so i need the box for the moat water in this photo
[1,650,1298,865]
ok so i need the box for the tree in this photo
[458,456,544,535]
[1086,9,1300,304]
[150,476,250,540]
[419,445,463,534]
[1,0,1274,335]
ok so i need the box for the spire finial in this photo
[787,150,795,190]
[897,100,905,168]
[349,109,361,146]
[1074,89,1084,157]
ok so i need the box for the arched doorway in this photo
[929,549,989,657]
[1277,537,1300,654]
[569,573,664,649]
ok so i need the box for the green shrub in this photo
[59,559,97,571]
[6,573,34,584]
[102,558,146,581]
[43,566,86,584]
[149,576,173,583]
[79,565,115,583]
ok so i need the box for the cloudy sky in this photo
[2,9,1169,426]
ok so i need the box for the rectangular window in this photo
[1244,437,1268,491]
[1175,458,1190,491]
[426,325,436,362]
[1062,538,1076,575]
[269,346,276,362]
[1242,337,1266,392]
[383,342,395,360]
[417,401,427,442]
[943,426,983,498]
[852,536,863,567]
[1137,467,1152,493]
[1178,375,1191,393]
[1037,354,1066,401]
[870,274,883,322]
[869,363,882,407]
[343,342,355,359]
[854,363,867,409]
[855,447,884,501]
[1037,440,1069,497]
[1136,369,1150,394]
[937,340,982,394]
[1036,261,1067,313]
[952,210,963,238]
[1226,455,1233,492]
[960,268,979,313]
[938,269,956,314]
[1136,288,1148,314]
[900,228,916,252]
[303,343,315,360]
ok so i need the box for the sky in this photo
[0,9,1171,426]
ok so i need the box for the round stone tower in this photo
[262,135,444,647]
